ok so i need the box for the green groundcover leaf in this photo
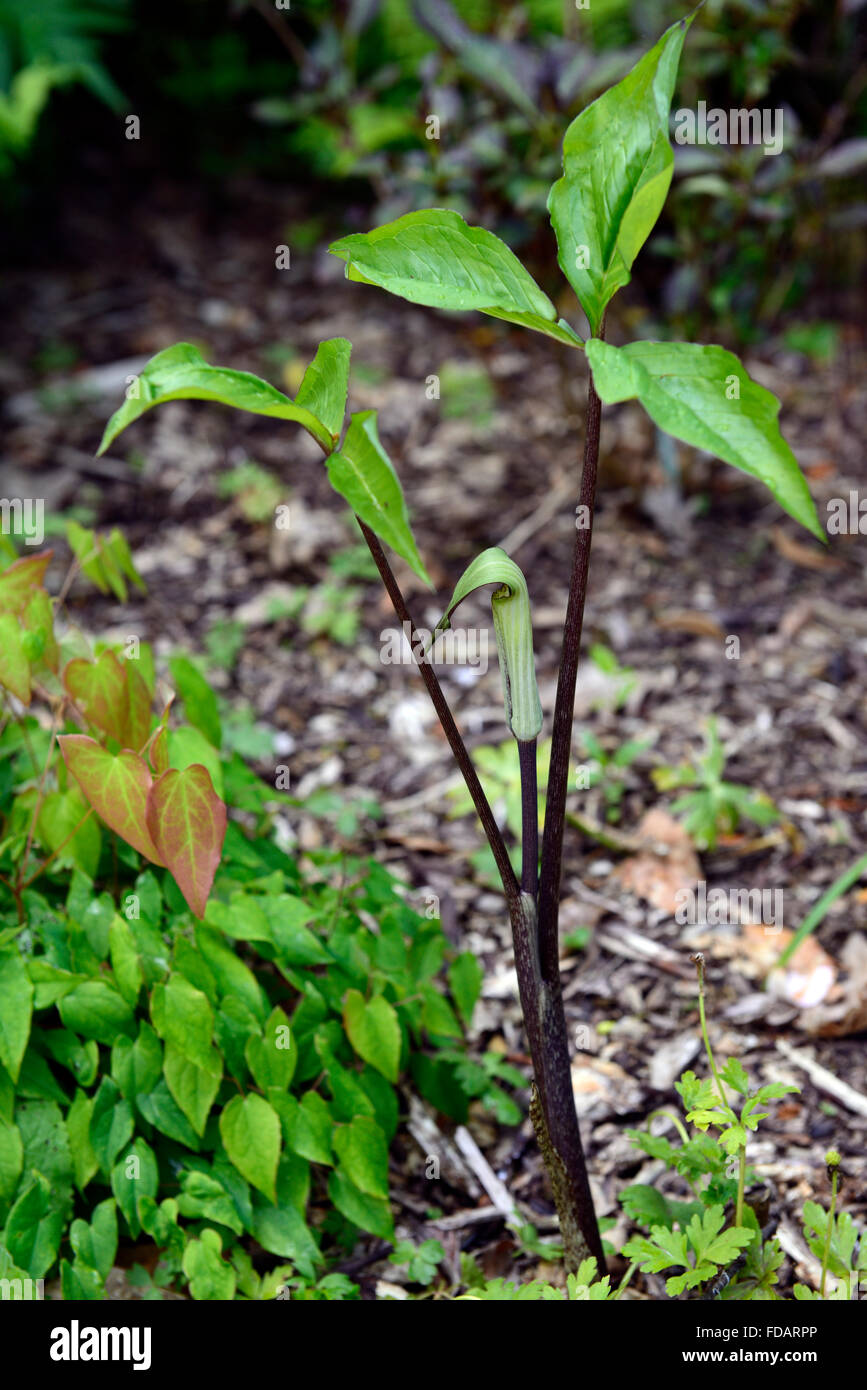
[98,341,349,455]
[584,339,823,540]
[327,410,432,585]
[548,17,692,335]
[220,1093,281,1203]
[330,209,583,348]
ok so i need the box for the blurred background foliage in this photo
[1,0,866,341]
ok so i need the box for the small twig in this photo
[775,1039,867,1118]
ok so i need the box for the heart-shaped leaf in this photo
[327,411,431,585]
[584,339,823,541]
[219,1093,281,1203]
[343,990,401,1083]
[330,210,582,348]
[63,649,151,751]
[0,551,52,613]
[98,341,342,455]
[548,17,692,335]
[59,735,164,864]
[146,764,227,919]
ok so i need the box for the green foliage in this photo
[455,1256,614,1301]
[652,718,780,850]
[584,340,823,540]
[0,0,129,171]
[577,730,650,822]
[0,529,489,1300]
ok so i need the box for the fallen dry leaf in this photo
[771,526,841,571]
[800,933,867,1036]
[654,610,726,640]
[613,808,701,915]
[744,923,838,1006]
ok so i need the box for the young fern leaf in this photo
[433,548,542,742]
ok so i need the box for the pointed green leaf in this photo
[342,990,401,1083]
[36,788,101,878]
[245,1007,297,1093]
[295,337,352,441]
[448,951,483,1027]
[219,1093,281,1203]
[327,1169,394,1240]
[435,547,542,740]
[327,410,431,585]
[98,342,335,454]
[151,974,215,1071]
[5,1174,63,1278]
[330,209,582,347]
[89,1078,134,1175]
[332,1115,389,1199]
[548,18,692,334]
[585,339,823,540]
[0,612,31,703]
[67,1088,99,1191]
[0,1115,23,1200]
[163,1041,221,1137]
[146,764,227,919]
[0,945,33,1082]
[168,656,222,750]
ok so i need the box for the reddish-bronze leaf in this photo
[146,765,226,919]
[59,734,164,865]
[63,649,152,751]
[0,551,53,614]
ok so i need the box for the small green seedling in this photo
[653,717,780,849]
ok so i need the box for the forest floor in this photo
[3,177,866,1297]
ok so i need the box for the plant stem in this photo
[357,521,520,914]
[693,954,730,1116]
[537,332,604,981]
[518,738,538,897]
[358,519,603,1270]
[820,1165,839,1298]
[736,1148,746,1231]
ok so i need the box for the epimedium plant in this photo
[0,525,496,1299]
[94,11,823,1274]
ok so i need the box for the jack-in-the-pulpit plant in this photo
[97,11,823,1274]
